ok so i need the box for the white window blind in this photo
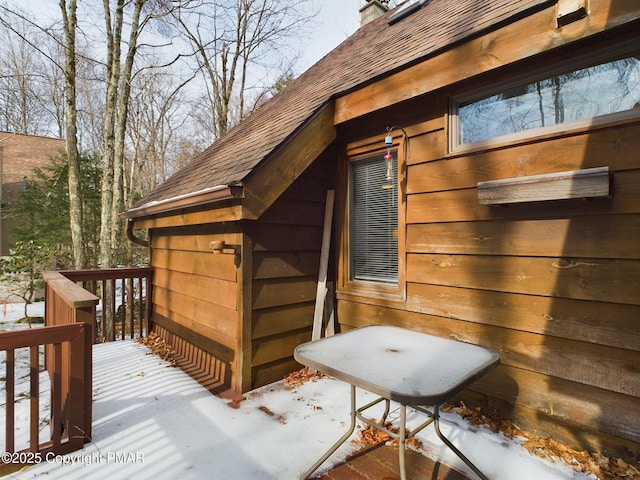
[350,152,398,285]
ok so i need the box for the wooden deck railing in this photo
[41,270,99,447]
[55,268,153,344]
[0,323,92,473]
[0,267,152,473]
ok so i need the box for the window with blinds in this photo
[350,152,398,285]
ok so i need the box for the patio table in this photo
[294,325,500,480]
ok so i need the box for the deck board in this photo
[318,444,471,480]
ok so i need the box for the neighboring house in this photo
[123,0,640,463]
[0,131,65,255]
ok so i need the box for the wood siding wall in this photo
[249,155,331,389]
[149,224,243,392]
[146,155,331,394]
[336,80,640,463]
[137,2,639,461]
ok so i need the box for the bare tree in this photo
[0,16,52,135]
[0,0,323,273]
[98,0,125,270]
[75,52,105,155]
[126,69,194,199]
[0,1,89,268]
[172,0,317,139]
[60,0,86,269]
[99,0,185,269]
[97,0,146,340]
[40,45,66,138]
[0,3,103,146]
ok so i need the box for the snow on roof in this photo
[123,184,235,218]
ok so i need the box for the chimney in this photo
[360,0,390,26]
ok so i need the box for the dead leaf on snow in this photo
[137,333,177,366]
[351,420,423,450]
[259,405,286,425]
[442,402,640,480]
[283,368,328,390]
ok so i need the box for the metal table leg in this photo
[398,404,407,480]
[301,393,489,480]
[432,404,489,480]
[357,400,434,480]
[300,384,357,479]
[380,398,391,424]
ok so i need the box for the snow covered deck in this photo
[8,340,590,480]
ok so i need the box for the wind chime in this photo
[382,128,395,189]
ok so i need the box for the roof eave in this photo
[121,184,244,220]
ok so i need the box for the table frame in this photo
[299,384,490,480]
[295,326,499,480]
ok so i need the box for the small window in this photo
[350,151,398,285]
[388,0,429,25]
[453,50,640,148]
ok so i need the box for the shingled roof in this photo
[125,0,551,219]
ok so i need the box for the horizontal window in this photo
[454,50,640,147]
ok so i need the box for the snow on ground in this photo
[0,302,45,331]
[1,303,594,480]
[0,302,49,455]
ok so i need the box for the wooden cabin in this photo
[123,0,640,464]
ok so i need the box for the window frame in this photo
[449,41,640,154]
[338,135,406,302]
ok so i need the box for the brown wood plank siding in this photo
[249,155,331,389]
[406,217,640,259]
[334,0,640,125]
[133,205,243,229]
[149,225,243,391]
[336,103,640,460]
[407,254,639,306]
[405,283,639,352]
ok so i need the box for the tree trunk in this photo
[60,0,85,269]
[99,0,125,340]
[110,0,144,266]
[98,0,124,270]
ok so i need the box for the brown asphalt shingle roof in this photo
[128,0,551,215]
